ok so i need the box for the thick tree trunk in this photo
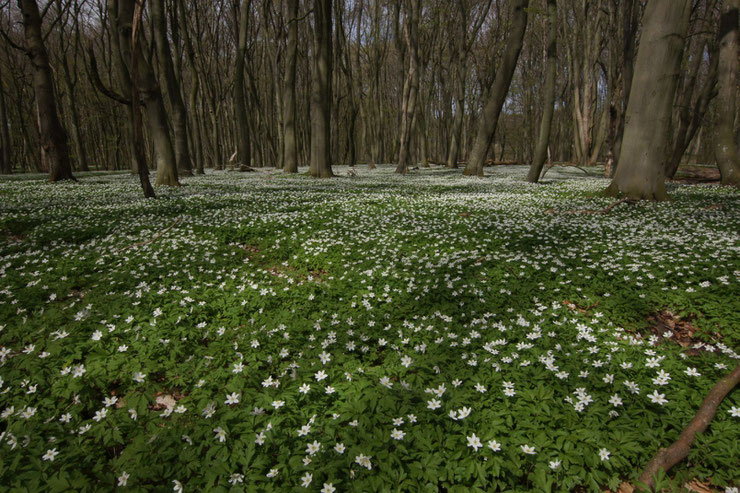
[152,0,193,176]
[283,0,299,173]
[234,0,252,170]
[309,0,334,178]
[0,61,11,174]
[606,0,691,200]
[18,0,76,182]
[527,0,556,183]
[463,0,529,177]
[715,0,740,186]
[396,0,421,174]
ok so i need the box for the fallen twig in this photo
[117,217,182,251]
[638,363,740,491]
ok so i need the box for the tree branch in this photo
[638,364,740,491]
[86,44,132,105]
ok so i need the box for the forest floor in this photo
[0,165,738,492]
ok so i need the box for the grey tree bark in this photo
[463,0,529,177]
[112,0,179,186]
[131,0,155,198]
[606,0,691,200]
[178,1,204,174]
[395,0,421,174]
[0,61,11,174]
[151,0,193,176]
[234,0,252,169]
[715,0,740,186]
[309,0,334,178]
[283,0,299,173]
[18,0,76,182]
[527,0,556,183]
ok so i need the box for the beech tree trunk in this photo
[446,72,464,169]
[309,0,334,178]
[606,0,691,200]
[283,0,299,173]
[234,0,252,169]
[152,0,193,176]
[0,61,11,174]
[715,0,740,186]
[463,0,529,177]
[178,1,204,174]
[527,0,556,183]
[130,0,155,198]
[113,0,179,186]
[18,0,76,182]
[396,0,421,174]
[665,40,718,179]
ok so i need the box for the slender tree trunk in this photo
[62,81,89,172]
[396,0,421,174]
[58,49,90,172]
[114,0,179,186]
[447,63,465,169]
[309,0,334,178]
[18,0,75,182]
[283,0,299,173]
[152,0,193,176]
[715,0,740,186]
[665,47,718,179]
[131,0,155,198]
[0,62,11,174]
[178,1,204,174]
[606,0,691,200]
[234,0,252,169]
[527,0,556,183]
[464,0,529,177]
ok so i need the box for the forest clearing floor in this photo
[0,165,738,492]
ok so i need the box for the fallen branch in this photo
[117,217,182,251]
[638,363,740,491]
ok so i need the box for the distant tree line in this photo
[0,0,737,198]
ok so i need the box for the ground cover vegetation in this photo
[0,166,738,492]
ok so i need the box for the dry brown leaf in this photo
[616,482,634,493]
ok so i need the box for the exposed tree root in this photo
[540,163,591,179]
[638,363,740,491]
[117,217,182,251]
